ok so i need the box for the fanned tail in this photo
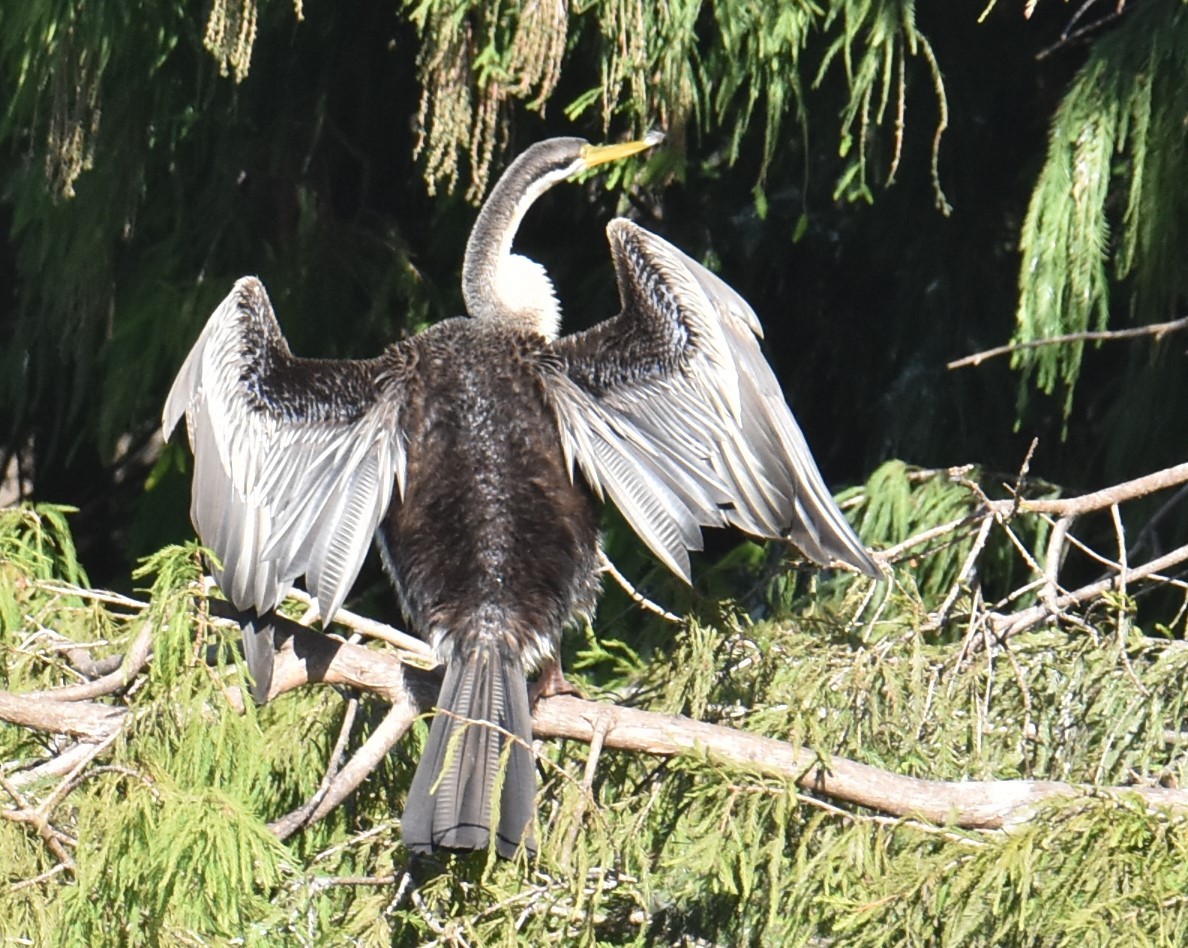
[402,641,536,858]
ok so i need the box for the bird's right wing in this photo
[544,219,879,582]
[162,277,407,626]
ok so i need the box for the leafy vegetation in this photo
[5,453,1188,943]
[4,1,1188,944]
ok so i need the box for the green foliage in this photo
[5,3,1188,939]
[405,0,947,200]
[816,0,950,211]
[5,484,1188,943]
[60,778,292,944]
[0,503,86,591]
[1014,2,1188,418]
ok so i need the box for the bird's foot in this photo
[529,658,583,705]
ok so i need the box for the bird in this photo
[161,133,881,859]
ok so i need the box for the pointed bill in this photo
[578,131,664,171]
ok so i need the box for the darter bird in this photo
[162,134,881,859]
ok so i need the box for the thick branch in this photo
[264,612,439,706]
[8,558,1188,844]
[532,695,1188,829]
[255,622,1188,833]
[0,692,125,740]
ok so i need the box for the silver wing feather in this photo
[545,218,879,582]
[162,276,407,630]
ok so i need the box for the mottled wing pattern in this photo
[162,276,407,626]
[544,219,879,582]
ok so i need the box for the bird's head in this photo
[462,133,663,338]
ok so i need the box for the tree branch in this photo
[8,598,1188,839]
[24,620,155,703]
[252,620,1188,834]
[0,692,126,740]
[947,314,1188,370]
[531,695,1188,829]
[988,462,1188,518]
[989,542,1188,641]
[9,453,1188,853]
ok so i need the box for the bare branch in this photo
[281,586,433,658]
[598,552,683,623]
[269,700,421,840]
[0,692,126,740]
[1,774,77,875]
[991,462,1188,518]
[6,575,1188,845]
[947,314,1188,370]
[24,620,154,703]
[991,542,1188,641]
[531,695,1188,829]
[9,450,1188,853]
[4,740,112,791]
[263,612,440,706]
[267,696,359,836]
[249,618,1188,835]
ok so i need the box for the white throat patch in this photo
[495,253,562,340]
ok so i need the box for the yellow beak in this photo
[579,130,665,170]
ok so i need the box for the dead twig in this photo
[986,462,1188,519]
[947,311,1188,370]
[24,620,154,703]
[599,552,683,623]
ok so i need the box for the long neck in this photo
[461,139,585,335]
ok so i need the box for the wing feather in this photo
[162,276,406,623]
[545,219,879,581]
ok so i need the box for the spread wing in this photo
[162,276,407,627]
[544,218,879,582]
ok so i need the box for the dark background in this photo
[2,1,1183,598]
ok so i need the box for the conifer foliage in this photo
[4,0,1188,943]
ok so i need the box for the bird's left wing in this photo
[162,277,407,628]
[543,219,879,582]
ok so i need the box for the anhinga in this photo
[162,134,880,859]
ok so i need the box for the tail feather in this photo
[403,643,536,857]
[239,610,276,704]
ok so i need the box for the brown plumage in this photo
[162,135,880,859]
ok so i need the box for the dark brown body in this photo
[380,318,601,856]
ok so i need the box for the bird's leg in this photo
[529,656,582,704]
